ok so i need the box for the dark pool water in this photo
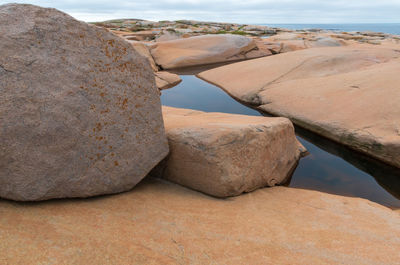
[161,75,400,209]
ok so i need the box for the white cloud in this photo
[1,0,399,23]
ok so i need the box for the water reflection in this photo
[292,127,400,208]
[161,75,400,209]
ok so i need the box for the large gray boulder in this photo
[0,4,169,201]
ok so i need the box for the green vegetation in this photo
[215,30,248,36]
[232,30,248,35]
[106,19,126,23]
[128,26,147,32]
[175,20,191,25]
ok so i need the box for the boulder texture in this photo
[1,177,399,265]
[0,4,169,201]
[153,107,304,197]
[198,44,400,168]
[149,34,267,69]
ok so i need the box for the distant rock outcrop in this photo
[0,4,169,201]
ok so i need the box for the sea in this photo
[262,23,400,35]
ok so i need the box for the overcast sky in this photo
[1,0,400,24]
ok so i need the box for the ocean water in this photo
[263,23,400,35]
[161,75,400,209]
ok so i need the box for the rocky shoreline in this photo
[100,17,400,169]
[1,3,400,264]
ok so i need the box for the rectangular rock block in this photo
[154,106,304,197]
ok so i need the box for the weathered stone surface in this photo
[198,44,400,167]
[156,30,183,42]
[155,71,182,90]
[309,36,344,47]
[1,177,399,264]
[102,18,399,49]
[262,33,345,53]
[153,106,304,197]
[0,4,169,201]
[242,25,276,34]
[149,34,258,69]
[245,39,274,58]
[124,30,159,41]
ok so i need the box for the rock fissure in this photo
[0,64,14,73]
[258,56,321,93]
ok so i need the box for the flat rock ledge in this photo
[0,4,169,201]
[149,34,270,69]
[155,71,182,90]
[0,177,399,264]
[152,106,305,197]
[198,44,400,168]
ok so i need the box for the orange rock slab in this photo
[1,177,399,264]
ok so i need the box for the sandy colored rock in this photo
[262,32,345,53]
[155,71,182,90]
[149,34,258,69]
[130,41,159,71]
[156,30,182,42]
[245,39,274,58]
[309,36,344,47]
[0,4,169,201]
[198,44,400,167]
[1,177,399,264]
[242,25,276,34]
[153,106,304,197]
[124,30,158,41]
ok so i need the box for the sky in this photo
[1,0,400,24]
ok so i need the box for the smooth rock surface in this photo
[0,4,169,201]
[0,177,399,265]
[155,71,182,90]
[149,34,258,69]
[198,44,400,167]
[154,107,304,197]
